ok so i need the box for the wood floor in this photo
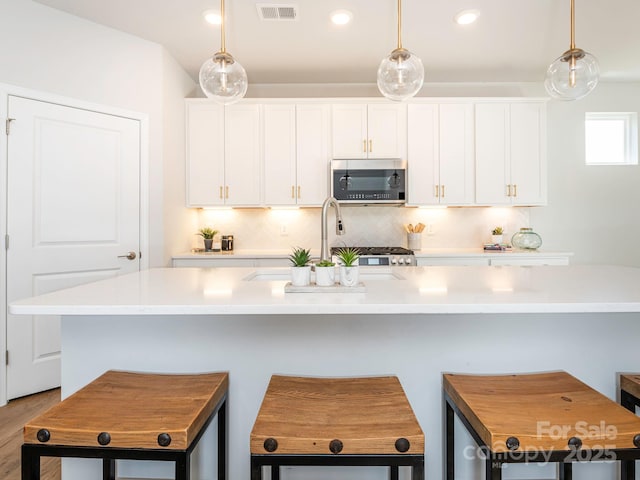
[1,388,61,480]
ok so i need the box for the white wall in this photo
[0,0,195,268]
[531,83,640,266]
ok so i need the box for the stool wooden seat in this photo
[250,375,424,480]
[620,373,640,479]
[621,373,640,410]
[444,371,640,480]
[22,370,228,480]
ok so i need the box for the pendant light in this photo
[199,0,248,105]
[377,0,424,101]
[544,0,599,101]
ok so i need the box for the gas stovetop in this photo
[330,246,414,256]
[331,246,415,266]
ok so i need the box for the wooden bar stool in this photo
[620,373,640,479]
[250,375,424,480]
[444,371,640,480]
[22,370,229,480]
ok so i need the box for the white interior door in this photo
[6,96,141,399]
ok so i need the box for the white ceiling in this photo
[33,0,640,86]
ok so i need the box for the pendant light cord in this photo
[569,0,575,50]
[397,0,403,49]
[220,0,226,53]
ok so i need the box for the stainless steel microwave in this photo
[331,158,407,204]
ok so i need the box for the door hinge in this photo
[5,350,8,366]
[6,118,15,135]
[4,234,8,250]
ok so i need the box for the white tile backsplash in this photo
[194,206,533,252]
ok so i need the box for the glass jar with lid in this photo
[511,228,542,250]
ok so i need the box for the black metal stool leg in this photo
[218,398,227,480]
[390,465,399,480]
[21,445,40,480]
[486,457,502,480]
[250,457,262,480]
[445,399,455,480]
[175,452,190,480]
[620,390,638,480]
[412,456,425,480]
[102,458,115,480]
[558,461,572,480]
[271,464,280,480]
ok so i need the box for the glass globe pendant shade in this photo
[545,48,599,101]
[199,51,248,105]
[377,48,424,102]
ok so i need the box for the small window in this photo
[585,112,638,165]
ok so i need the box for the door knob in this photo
[117,251,137,260]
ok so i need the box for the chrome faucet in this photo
[320,196,345,262]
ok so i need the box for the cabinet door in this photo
[439,104,474,205]
[186,102,224,206]
[407,104,438,205]
[297,104,330,206]
[475,103,510,205]
[510,102,547,205]
[263,104,296,205]
[225,104,262,205]
[367,104,406,158]
[331,104,368,158]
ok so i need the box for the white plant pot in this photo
[339,266,360,287]
[290,266,311,286]
[315,266,336,286]
[491,234,503,244]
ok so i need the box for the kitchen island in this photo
[10,265,640,480]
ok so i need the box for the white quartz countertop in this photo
[9,265,640,316]
[172,248,573,259]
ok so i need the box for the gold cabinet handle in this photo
[225,186,229,199]
[297,186,301,199]
[369,139,373,152]
[506,184,512,197]
[434,185,439,198]
[441,185,445,198]
[219,186,223,199]
[291,186,295,199]
[513,184,517,197]
[363,139,367,153]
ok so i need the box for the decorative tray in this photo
[284,282,366,293]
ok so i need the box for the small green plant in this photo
[492,226,504,235]
[289,247,311,267]
[336,247,360,267]
[316,259,335,267]
[196,227,218,239]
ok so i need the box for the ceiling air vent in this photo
[256,4,298,21]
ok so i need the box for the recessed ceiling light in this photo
[331,9,353,25]
[203,9,222,25]
[454,9,479,25]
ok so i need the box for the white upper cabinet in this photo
[475,101,547,205]
[263,104,297,205]
[407,103,474,205]
[224,104,262,206]
[263,103,330,206]
[186,101,224,207]
[186,101,262,207]
[296,104,331,206]
[331,103,406,159]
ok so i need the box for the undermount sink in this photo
[243,268,405,282]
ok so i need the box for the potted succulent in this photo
[491,226,504,245]
[197,227,219,251]
[336,247,360,287]
[289,247,312,286]
[314,259,336,287]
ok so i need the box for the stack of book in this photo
[483,244,511,251]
